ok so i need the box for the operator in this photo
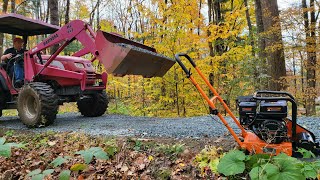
[0,37,25,87]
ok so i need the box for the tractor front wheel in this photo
[17,82,58,127]
[77,91,108,117]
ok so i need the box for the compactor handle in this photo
[175,53,196,77]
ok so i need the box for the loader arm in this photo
[25,20,175,81]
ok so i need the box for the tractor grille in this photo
[86,72,96,80]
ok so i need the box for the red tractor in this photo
[0,14,175,127]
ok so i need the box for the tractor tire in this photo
[0,87,6,118]
[17,82,58,127]
[77,91,108,117]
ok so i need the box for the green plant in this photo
[132,139,142,151]
[50,156,71,167]
[0,137,24,157]
[75,147,109,164]
[4,130,14,137]
[155,168,171,180]
[27,169,54,180]
[104,139,119,158]
[216,150,320,180]
[297,148,316,158]
[194,146,222,174]
[217,150,246,176]
[156,143,184,161]
[59,170,71,180]
[157,144,184,155]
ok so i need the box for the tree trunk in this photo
[254,0,267,90]
[96,0,100,29]
[0,0,9,57]
[244,0,254,56]
[11,0,15,13]
[260,0,286,91]
[65,0,70,24]
[45,0,50,23]
[11,0,15,40]
[207,0,214,57]
[49,0,59,54]
[303,0,316,115]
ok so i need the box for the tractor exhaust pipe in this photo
[95,30,175,78]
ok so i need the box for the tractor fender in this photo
[0,74,9,91]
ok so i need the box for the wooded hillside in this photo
[0,0,318,116]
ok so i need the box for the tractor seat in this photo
[0,62,7,69]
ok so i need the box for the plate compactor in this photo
[0,14,175,127]
[175,53,320,157]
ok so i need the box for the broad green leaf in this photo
[42,169,54,176]
[217,150,246,176]
[51,156,69,167]
[27,169,42,177]
[247,154,271,169]
[89,147,102,152]
[5,142,24,148]
[94,150,109,160]
[75,150,85,154]
[301,164,317,179]
[263,163,279,176]
[0,137,6,145]
[83,152,94,164]
[32,174,44,180]
[59,170,71,180]
[269,153,304,180]
[314,160,320,169]
[76,147,108,163]
[0,145,11,157]
[70,163,88,171]
[249,166,268,180]
[76,150,93,164]
[297,148,316,158]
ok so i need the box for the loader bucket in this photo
[95,30,175,77]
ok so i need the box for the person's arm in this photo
[1,49,12,62]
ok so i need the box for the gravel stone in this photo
[0,113,319,141]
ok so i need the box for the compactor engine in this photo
[238,96,288,144]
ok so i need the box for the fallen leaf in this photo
[148,155,153,161]
[120,165,129,172]
[47,141,56,146]
[70,163,88,171]
[78,175,84,180]
[115,163,122,169]
[134,156,147,170]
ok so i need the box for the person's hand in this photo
[5,53,12,59]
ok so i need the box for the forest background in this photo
[0,0,319,117]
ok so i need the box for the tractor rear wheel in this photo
[77,91,108,117]
[17,82,58,127]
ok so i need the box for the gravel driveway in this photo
[0,113,319,140]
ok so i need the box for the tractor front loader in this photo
[0,14,175,127]
[175,53,320,157]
